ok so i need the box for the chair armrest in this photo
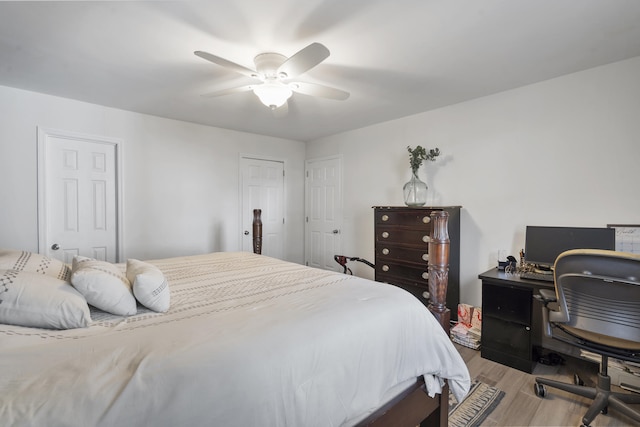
[535,289,559,338]
[537,288,557,304]
[536,287,570,334]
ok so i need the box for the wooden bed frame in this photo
[357,379,449,427]
[253,210,452,427]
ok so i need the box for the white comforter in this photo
[0,252,470,427]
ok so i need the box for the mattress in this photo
[0,251,470,426]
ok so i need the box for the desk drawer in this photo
[482,282,531,325]
[481,315,533,372]
[482,316,531,359]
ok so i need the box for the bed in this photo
[0,250,470,426]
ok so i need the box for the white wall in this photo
[3,56,638,307]
[0,86,306,263]
[306,56,640,308]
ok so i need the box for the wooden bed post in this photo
[252,209,262,254]
[428,210,451,335]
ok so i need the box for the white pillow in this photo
[0,269,91,329]
[71,256,137,316]
[0,249,71,281]
[126,259,170,313]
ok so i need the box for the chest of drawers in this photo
[373,206,461,320]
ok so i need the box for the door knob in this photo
[51,243,60,250]
[332,229,339,234]
[244,230,249,235]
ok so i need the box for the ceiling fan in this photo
[194,42,349,111]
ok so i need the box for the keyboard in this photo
[520,271,555,282]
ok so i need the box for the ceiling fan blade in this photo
[194,51,257,78]
[272,101,288,118]
[277,43,330,78]
[290,82,350,100]
[201,85,254,98]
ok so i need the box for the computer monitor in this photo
[524,226,615,270]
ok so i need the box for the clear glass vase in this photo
[403,171,427,207]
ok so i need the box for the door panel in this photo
[38,128,120,263]
[240,157,285,259]
[305,156,342,271]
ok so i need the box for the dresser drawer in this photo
[375,209,436,226]
[375,244,428,265]
[389,282,430,307]
[375,225,431,246]
[376,272,428,291]
[375,261,429,285]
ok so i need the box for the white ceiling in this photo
[1,1,640,142]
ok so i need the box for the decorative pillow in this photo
[0,249,71,281]
[71,256,137,316]
[0,269,91,329]
[126,259,170,313]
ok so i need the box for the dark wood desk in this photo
[478,268,555,373]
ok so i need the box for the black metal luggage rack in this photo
[333,255,374,275]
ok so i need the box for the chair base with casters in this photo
[534,353,640,427]
[533,249,640,427]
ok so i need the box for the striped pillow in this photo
[0,269,91,329]
[71,256,136,316]
[126,259,171,313]
[0,249,71,281]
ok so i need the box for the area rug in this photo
[448,380,505,427]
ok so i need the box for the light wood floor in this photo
[453,343,639,426]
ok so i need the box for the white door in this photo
[37,128,121,263]
[240,157,285,259]
[305,156,342,271]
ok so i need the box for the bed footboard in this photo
[355,379,448,427]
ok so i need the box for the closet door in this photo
[38,128,122,263]
[305,156,343,272]
[240,156,284,259]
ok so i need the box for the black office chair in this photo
[534,249,640,427]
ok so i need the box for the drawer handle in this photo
[381,214,389,222]
[382,265,389,272]
[422,272,428,280]
[422,291,430,299]
[422,253,428,261]
[382,231,389,239]
[422,216,431,224]
[422,235,430,243]
[382,248,389,255]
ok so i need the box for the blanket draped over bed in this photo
[0,252,470,426]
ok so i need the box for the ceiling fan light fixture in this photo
[253,83,292,109]
[196,42,350,109]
